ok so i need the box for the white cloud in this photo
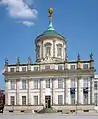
[0,0,38,26]
[22,21,34,27]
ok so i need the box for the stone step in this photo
[38,108,57,113]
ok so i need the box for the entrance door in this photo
[45,96,51,108]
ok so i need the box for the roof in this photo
[35,21,66,42]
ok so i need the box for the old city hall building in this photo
[3,8,96,113]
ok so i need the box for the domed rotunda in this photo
[35,8,67,63]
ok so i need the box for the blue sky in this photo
[0,0,98,89]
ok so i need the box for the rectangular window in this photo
[58,79,63,88]
[94,81,98,90]
[71,94,75,104]
[94,93,98,106]
[34,96,38,105]
[10,80,15,90]
[34,67,39,71]
[45,65,50,70]
[70,65,75,70]
[22,80,26,90]
[10,68,15,72]
[83,93,88,104]
[57,47,62,57]
[22,67,26,72]
[58,65,63,70]
[46,79,50,88]
[70,87,75,104]
[33,80,38,89]
[46,47,51,56]
[83,78,88,104]
[83,64,88,69]
[58,95,63,105]
[22,96,26,105]
[10,96,15,105]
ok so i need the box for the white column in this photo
[66,78,71,104]
[28,79,31,105]
[5,79,8,105]
[79,78,83,104]
[64,78,66,104]
[53,78,57,104]
[16,79,20,105]
[88,77,90,104]
[40,79,44,105]
[52,78,54,105]
[91,78,94,104]
[75,77,77,104]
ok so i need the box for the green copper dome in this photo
[36,22,66,41]
[42,29,66,40]
[35,8,66,42]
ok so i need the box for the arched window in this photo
[44,43,52,57]
[57,44,62,57]
[36,45,40,59]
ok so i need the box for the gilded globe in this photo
[48,8,53,14]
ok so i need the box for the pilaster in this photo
[64,78,66,105]
[66,78,71,104]
[53,40,55,57]
[75,77,77,104]
[41,41,43,58]
[5,79,8,105]
[79,78,83,104]
[39,79,41,105]
[16,79,20,105]
[77,77,80,104]
[28,79,31,105]
[88,77,90,104]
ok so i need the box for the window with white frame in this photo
[22,96,26,105]
[58,79,63,88]
[94,81,98,90]
[10,80,15,90]
[45,65,50,70]
[46,79,50,88]
[45,43,51,57]
[83,78,88,104]
[58,95,63,105]
[83,93,88,104]
[33,80,38,89]
[10,96,15,105]
[83,64,88,69]
[10,68,15,72]
[22,80,26,90]
[34,67,39,71]
[22,67,26,72]
[70,78,75,104]
[34,96,38,105]
[70,65,75,70]
[57,44,62,57]
[94,93,98,106]
[71,94,75,104]
[58,65,63,70]
[37,45,40,59]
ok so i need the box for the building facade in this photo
[94,75,98,112]
[3,8,96,113]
